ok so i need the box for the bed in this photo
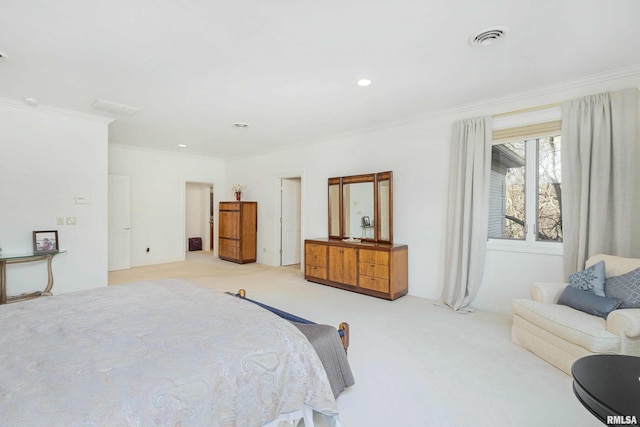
[0,279,350,426]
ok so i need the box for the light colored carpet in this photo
[109,252,600,427]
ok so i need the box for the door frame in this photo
[183,181,216,256]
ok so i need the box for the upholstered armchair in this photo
[511,254,640,374]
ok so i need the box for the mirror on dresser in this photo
[327,171,393,243]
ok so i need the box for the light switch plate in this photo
[56,217,64,225]
[66,217,77,225]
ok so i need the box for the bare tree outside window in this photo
[488,135,562,243]
[503,141,525,240]
[537,136,562,241]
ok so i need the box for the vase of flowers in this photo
[232,184,245,201]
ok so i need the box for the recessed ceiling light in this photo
[233,122,249,128]
[356,78,372,87]
[24,97,38,106]
[468,25,509,47]
[178,144,187,148]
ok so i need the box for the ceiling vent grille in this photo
[91,99,140,116]
[468,26,509,47]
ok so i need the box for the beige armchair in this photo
[511,254,640,374]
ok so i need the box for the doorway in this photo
[280,177,301,266]
[185,182,214,254]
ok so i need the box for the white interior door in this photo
[108,175,131,271]
[281,178,301,265]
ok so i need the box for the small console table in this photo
[0,251,66,304]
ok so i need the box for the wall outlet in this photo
[66,217,77,225]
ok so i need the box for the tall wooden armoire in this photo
[218,201,257,264]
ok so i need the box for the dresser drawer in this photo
[219,238,239,258]
[359,262,389,279]
[306,265,327,280]
[306,254,327,268]
[306,243,327,258]
[359,249,389,266]
[359,276,390,293]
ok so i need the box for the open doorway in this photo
[185,182,214,255]
[280,177,301,266]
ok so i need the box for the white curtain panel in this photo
[561,87,640,277]
[441,117,492,312]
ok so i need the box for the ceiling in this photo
[1,0,639,159]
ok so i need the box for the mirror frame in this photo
[327,171,393,243]
[328,177,341,240]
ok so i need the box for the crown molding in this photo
[0,97,114,124]
[109,142,225,162]
[306,64,640,144]
[440,64,640,117]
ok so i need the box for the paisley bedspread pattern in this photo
[0,279,338,426]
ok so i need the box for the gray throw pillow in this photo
[604,267,640,309]
[568,260,606,296]
[558,285,623,319]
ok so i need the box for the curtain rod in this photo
[492,102,561,118]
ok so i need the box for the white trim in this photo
[492,106,562,131]
[0,96,114,124]
[487,239,563,256]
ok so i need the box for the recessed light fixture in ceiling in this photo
[24,97,38,106]
[468,25,509,47]
[178,144,187,148]
[356,78,372,87]
[233,122,249,128]
[91,99,141,116]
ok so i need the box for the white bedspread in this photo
[0,279,339,426]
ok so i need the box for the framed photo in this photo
[362,216,371,227]
[33,230,59,253]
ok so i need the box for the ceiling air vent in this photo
[91,99,140,116]
[468,26,509,47]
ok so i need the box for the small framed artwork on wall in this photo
[33,230,59,253]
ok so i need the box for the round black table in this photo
[572,354,640,425]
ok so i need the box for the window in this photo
[488,120,562,251]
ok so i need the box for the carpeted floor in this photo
[109,252,600,427]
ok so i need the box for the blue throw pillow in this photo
[568,260,606,296]
[558,285,623,319]
[605,267,640,309]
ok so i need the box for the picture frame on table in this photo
[33,230,59,253]
[362,216,371,227]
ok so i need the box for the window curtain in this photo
[561,88,640,276]
[440,117,492,312]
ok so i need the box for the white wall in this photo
[0,100,110,295]
[225,68,640,314]
[108,144,225,266]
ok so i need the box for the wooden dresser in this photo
[218,201,257,264]
[304,238,408,300]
